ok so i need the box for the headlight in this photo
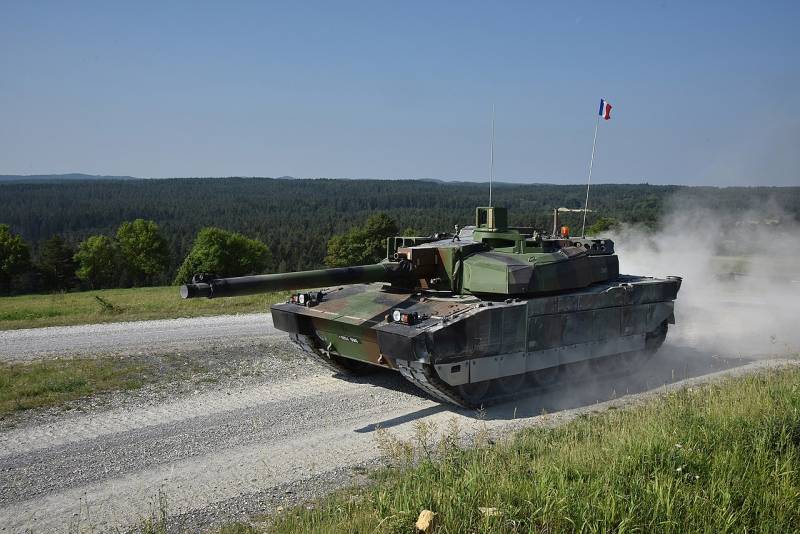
[392,309,402,322]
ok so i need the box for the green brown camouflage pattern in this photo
[184,205,682,406]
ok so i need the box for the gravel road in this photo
[0,313,277,361]
[0,314,794,533]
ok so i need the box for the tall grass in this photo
[269,367,800,533]
[0,286,289,330]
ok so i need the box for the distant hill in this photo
[0,173,138,182]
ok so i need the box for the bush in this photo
[36,235,78,291]
[116,219,170,285]
[0,224,31,294]
[586,216,618,235]
[174,227,272,284]
[324,213,398,267]
[74,235,119,289]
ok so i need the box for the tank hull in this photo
[271,275,681,407]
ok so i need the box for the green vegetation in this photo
[0,286,287,330]
[74,218,172,289]
[324,212,398,267]
[0,358,148,417]
[0,223,31,293]
[138,490,170,534]
[116,219,170,284]
[586,215,618,235]
[37,234,78,291]
[258,367,800,533]
[174,227,272,284]
[74,234,119,289]
[0,352,216,419]
[2,179,797,293]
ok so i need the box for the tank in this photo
[181,206,681,408]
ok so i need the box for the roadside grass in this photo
[259,366,800,533]
[0,286,289,330]
[0,353,209,419]
[138,490,170,534]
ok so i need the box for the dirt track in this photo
[0,313,277,361]
[0,315,794,533]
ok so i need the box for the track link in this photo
[396,361,472,407]
[397,352,653,409]
[294,323,669,410]
[396,322,670,409]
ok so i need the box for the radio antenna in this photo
[581,113,600,236]
[489,104,495,206]
[582,98,612,236]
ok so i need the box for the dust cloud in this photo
[611,194,800,358]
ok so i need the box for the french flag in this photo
[598,99,612,120]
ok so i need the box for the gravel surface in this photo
[0,313,276,361]
[0,313,795,533]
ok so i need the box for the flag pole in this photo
[489,103,495,207]
[581,111,601,237]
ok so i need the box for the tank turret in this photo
[182,206,620,300]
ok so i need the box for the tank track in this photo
[397,351,653,409]
[294,323,669,410]
[396,360,472,406]
[397,321,670,409]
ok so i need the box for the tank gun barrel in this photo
[180,262,412,299]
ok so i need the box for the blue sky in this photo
[1,1,798,185]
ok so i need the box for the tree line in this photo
[0,212,402,294]
[1,178,798,295]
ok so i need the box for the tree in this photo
[74,235,119,289]
[37,235,78,291]
[0,224,31,294]
[586,216,618,236]
[363,213,398,255]
[324,213,398,267]
[116,219,169,284]
[174,227,272,284]
[324,230,369,268]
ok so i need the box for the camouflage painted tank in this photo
[181,207,681,407]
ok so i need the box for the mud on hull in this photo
[272,275,681,408]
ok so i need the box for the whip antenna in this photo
[581,115,599,237]
[582,98,612,236]
[489,104,495,206]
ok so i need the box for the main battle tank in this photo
[181,207,681,407]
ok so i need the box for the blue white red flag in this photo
[599,99,612,120]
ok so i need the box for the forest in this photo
[1,177,798,294]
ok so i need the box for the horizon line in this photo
[0,173,796,188]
